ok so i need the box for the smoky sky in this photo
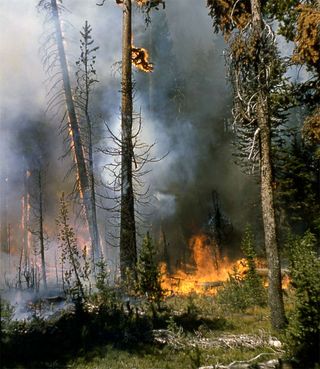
[0,0,261,270]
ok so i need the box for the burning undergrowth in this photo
[160,233,267,296]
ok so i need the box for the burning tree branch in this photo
[132,46,154,73]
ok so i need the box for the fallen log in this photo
[256,268,289,277]
[199,357,283,369]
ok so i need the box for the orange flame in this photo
[132,46,154,73]
[160,234,290,295]
[281,274,291,290]
[160,234,239,295]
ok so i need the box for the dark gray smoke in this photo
[0,0,261,285]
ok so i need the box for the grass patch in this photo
[2,293,284,369]
[69,343,277,369]
[66,295,279,369]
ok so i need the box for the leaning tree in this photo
[38,0,101,264]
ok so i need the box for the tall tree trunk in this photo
[251,0,286,330]
[38,170,47,290]
[148,23,154,113]
[82,21,101,265]
[18,246,23,289]
[0,172,8,254]
[161,227,171,273]
[120,0,137,278]
[22,170,30,273]
[55,250,59,286]
[0,118,9,255]
[50,0,100,263]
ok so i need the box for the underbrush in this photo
[1,292,277,369]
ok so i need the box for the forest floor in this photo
[66,295,285,369]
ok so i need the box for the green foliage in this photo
[275,131,320,238]
[285,231,320,367]
[216,266,253,312]
[185,294,200,317]
[263,0,300,41]
[136,232,163,304]
[216,227,266,312]
[241,226,267,307]
[95,257,109,295]
[207,0,251,36]
[189,345,202,369]
[90,258,120,308]
[56,193,91,302]
[75,20,99,123]
[0,298,15,331]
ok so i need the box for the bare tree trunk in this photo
[251,0,286,330]
[18,246,23,289]
[8,223,11,271]
[55,250,59,286]
[120,0,137,278]
[22,170,30,274]
[161,226,171,273]
[148,23,154,113]
[0,172,8,254]
[82,21,101,265]
[0,115,9,257]
[38,170,47,290]
[50,0,100,264]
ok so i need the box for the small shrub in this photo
[216,265,250,312]
[189,345,202,369]
[91,258,119,309]
[136,232,163,305]
[56,193,91,303]
[285,231,320,367]
[0,298,15,331]
[216,226,266,312]
[185,294,199,317]
[240,226,266,308]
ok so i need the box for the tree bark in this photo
[120,0,137,278]
[23,169,30,273]
[0,173,8,254]
[38,170,47,290]
[0,116,9,256]
[82,21,101,265]
[50,0,100,263]
[251,0,286,330]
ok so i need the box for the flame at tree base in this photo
[160,234,247,295]
[159,233,289,296]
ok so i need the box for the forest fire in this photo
[160,234,290,295]
[160,234,248,295]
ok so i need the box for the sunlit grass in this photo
[68,294,282,369]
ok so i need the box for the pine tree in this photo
[56,193,88,301]
[75,21,101,264]
[275,131,320,236]
[136,232,163,303]
[207,0,286,328]
[264,0,320,145]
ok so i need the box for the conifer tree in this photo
[136,232,163,303]
[207,0,286,328]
